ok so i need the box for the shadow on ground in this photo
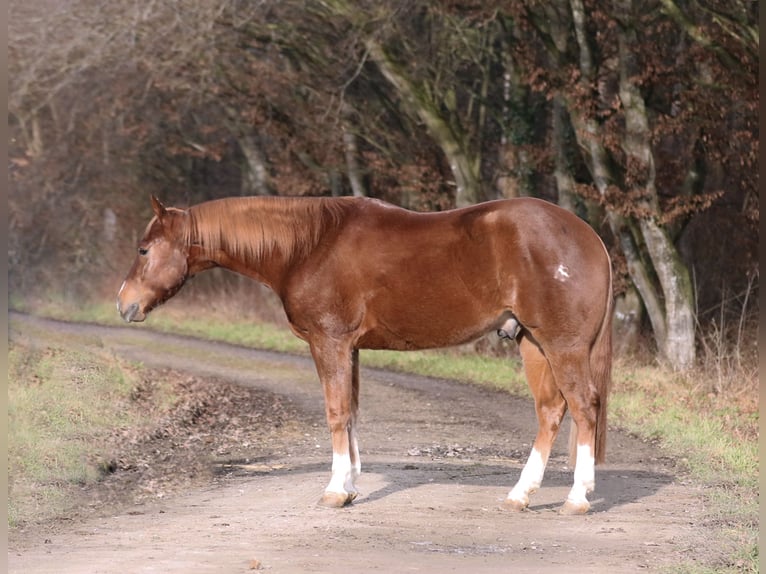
[215,457,672,514]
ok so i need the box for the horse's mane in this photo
[184,196,352,262]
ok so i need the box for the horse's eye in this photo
[138,247,148,256]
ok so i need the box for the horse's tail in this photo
[568,249,613,466]
[591,249,614,465]
[591,267,613,465]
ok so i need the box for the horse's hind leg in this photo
[547,348,599,515]
[504,336,567,511]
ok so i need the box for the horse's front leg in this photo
[310,339,360,508]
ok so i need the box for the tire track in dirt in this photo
[9,312,717,573]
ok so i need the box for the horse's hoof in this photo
[318,491,357,508]
[502,497,528,512]
[559,499,590,515]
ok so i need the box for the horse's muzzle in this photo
[118,301,144,323]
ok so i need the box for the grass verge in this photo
[8,335,146,528]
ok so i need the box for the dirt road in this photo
[9,313,716,573]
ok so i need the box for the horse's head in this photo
[117,196,190,322]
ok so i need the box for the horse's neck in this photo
[188,198,326,291]
[210,246,290,292]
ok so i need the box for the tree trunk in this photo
[29,114,44,157]
[551,96,578,213]
[612,284,642,356]
[562,0,697,369]
[238,134,274,196]
[637,219,696,368]
[342,103,366,197]
[222,104,274,196]
[615,0,696,369]
[366,39,481,206]
[496,44,534,199]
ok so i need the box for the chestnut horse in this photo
[117,195,612,514]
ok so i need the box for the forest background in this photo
[8,0,758,373]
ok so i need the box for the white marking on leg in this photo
[566,444,595,506]
[506,447,546,506]
[326,451,356,496]
[554,263,571,282]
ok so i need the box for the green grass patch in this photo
[611,362,758,489]
[158,316,308,354]
[363,348,529,396]
[8,337,148,528]
[610,362,758,574]
[612,393,758,486]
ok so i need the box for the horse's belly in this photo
[356,310,511,351]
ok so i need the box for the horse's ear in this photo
[150,195,167,222]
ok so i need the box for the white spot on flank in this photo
[554,264,571,282]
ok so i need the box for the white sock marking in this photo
[567,443,595,505]
[507,447,546,504]
[326,451,356,495]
